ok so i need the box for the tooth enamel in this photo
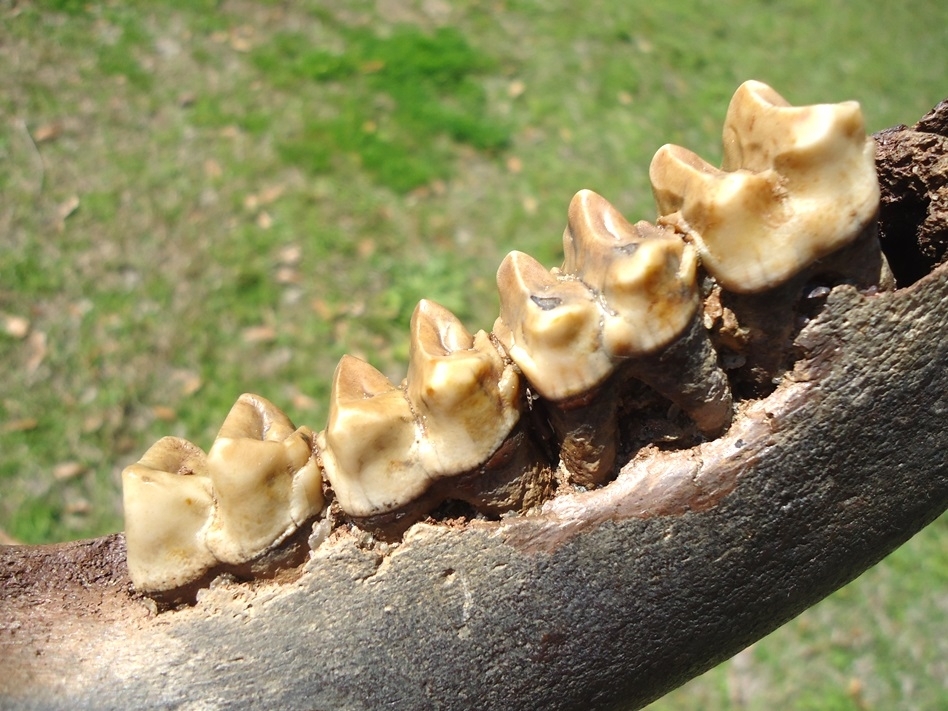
[408,299,521,475]
[649,80,879,293]
[121,436,217,593]
[563,189,700,357]
[495,250,612,401]
[318,355,425,519]
[204,394,324,565]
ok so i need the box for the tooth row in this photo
[122,394,324,595]
[122,80,887,597]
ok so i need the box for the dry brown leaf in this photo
[152,405,177,422]
[33,121,64,143]
[25,331,47,372]
[53,461,88,481]
[2,418,38,433]
[242,325,277,344]
[2,314,30,339]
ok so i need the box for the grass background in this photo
[2,1,946,708]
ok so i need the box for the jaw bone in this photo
[319,299,551,531]
[650,80,892,393]
[120,79,893,601]
[495,190,730,488]
[122,394,324,598]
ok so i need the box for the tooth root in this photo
[650,80,880,294]
[121,437,217,594]
[495,249,619,488]
[204,394,324,565]
[318,355,426,521]
[625,315,734,436]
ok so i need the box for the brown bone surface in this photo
[2,104,948,711]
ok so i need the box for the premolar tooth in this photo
[496,248,618,487]
[122,437,216,594]
[408,299,521,475]
[649,79,880,294]
[409,299,552,515]
[204,394,324,565]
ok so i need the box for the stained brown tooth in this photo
[495,248,619,487]
[566,189,733,436]
[650,80,881,294]
[318,355,423,521]
[495,250,611,401]
[650,80,891,394]
[407,299,520,475]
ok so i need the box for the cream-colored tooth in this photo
[407,299,521,475]
[495,250,611,401]
[562,189,732,436]
[318,355,426,521]
[495,249,617,488]
[649,79,880,294]
[204,394,324,565]
[407,299,555,515]
[122,436,217,594]
[563,189,701,356]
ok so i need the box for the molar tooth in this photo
[204,394,324,565]
[649,79,880,294]
[496,248,618,487]
[564,189,701,356]
[650,81,890,394]
[122,436,216,594]
[565,189,732,437]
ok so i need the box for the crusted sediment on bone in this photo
[122,436,217,593]
[650,79,880,294]
[204,394,324,565]
[319,300,546,527]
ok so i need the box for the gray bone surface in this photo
[2,110,948,711]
